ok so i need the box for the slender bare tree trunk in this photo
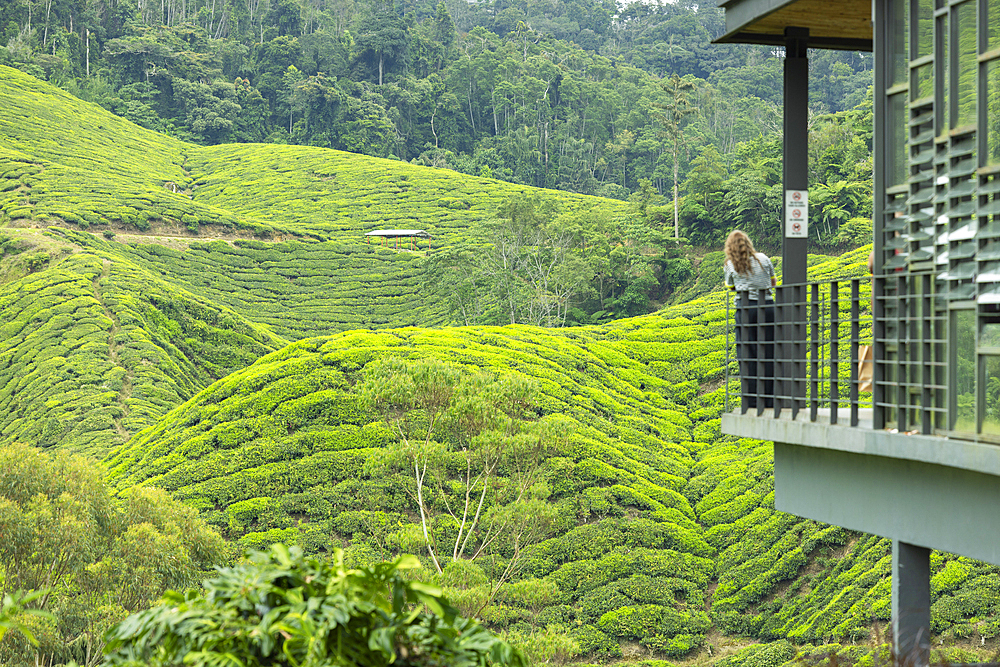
[673,135,680,239]
[414,458,443,574]
[43,0,52,47]
[468,80,475,133]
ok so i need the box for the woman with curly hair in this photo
[724,230,776,409]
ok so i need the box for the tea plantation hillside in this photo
[102,248,1000,663]
[185,143,627,242]
[0,62,628,245]
[0,228,285,457]
[105,310,729,659]
[1,64,631,334]
[0,66,264,235]
[59,228,450,338]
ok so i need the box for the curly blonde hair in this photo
[725,230,761,276]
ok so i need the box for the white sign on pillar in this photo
[785,189,808,238]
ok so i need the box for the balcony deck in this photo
[723,406,1000,478]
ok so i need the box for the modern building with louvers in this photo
[716,1,1000,665]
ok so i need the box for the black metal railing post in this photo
[725,291,731,414]
[793,282,806,420]
[774,284,785,419]
[851,278,860,427]
[810,282,820,421]
[756,291,764,416]
[831,281,840,425]
[737,289,749,415]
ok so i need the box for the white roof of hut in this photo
[365,229,432,238]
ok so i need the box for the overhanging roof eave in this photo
[712,31,872,51]
[715,0,873,52]
[718,0,798,36]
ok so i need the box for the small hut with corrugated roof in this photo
[364,229,432,251]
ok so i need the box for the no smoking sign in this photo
[785,189,808,238]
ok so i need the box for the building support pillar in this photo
[892,540,930,667]
[782,27,809,414]
[782,26,809,283]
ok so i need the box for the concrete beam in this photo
[721,412,1000,478]
[773,442,1000,566]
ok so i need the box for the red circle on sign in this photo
[793,192,801,201]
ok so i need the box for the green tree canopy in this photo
[0,443,229,667]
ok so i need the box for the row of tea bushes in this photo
[95,235,450,338]
[761,536,1000,645]
[0,252,122,455]
[690,430,1000,649]
[717,638,996,667]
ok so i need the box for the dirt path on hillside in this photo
[92,259,133,442]
[9,219,296,250]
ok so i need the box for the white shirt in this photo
[724,253,775,300]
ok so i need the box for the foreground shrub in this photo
[104,544,526,667]
[0,443,227,667]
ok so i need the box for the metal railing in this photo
[725,278,874,426]
[872,272,948,435]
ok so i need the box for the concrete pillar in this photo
[892,540,930,667]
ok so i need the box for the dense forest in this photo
[0,0,875,251]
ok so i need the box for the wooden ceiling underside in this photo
[717,0,873,51]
